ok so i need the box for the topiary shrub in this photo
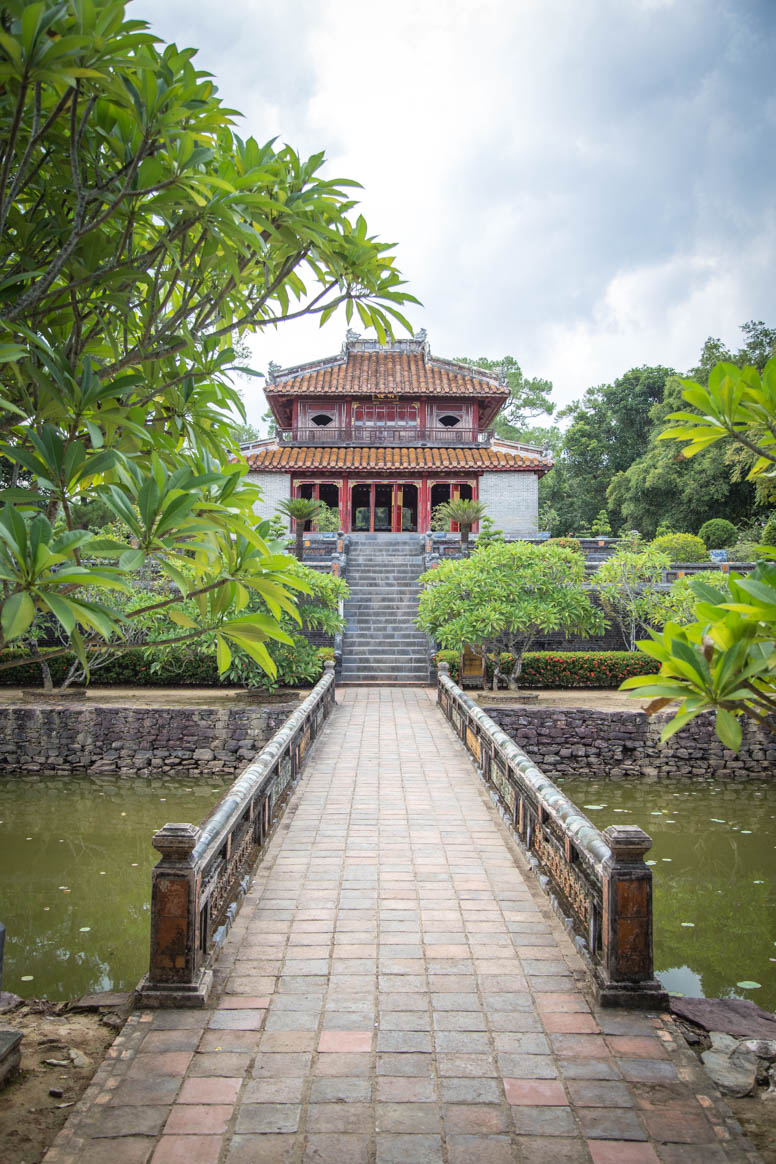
[698,519,738,548]
[651,532,709,562]
[591,509,612,536]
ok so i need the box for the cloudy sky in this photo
[132,0,776,427]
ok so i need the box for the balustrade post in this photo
[137,822,213,1007]
[436,660,449,706]
[598,825,667,1008]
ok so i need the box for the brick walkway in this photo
[47,688,756,1163]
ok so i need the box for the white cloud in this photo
[131,0,776,422]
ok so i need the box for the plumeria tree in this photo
[0,0,415,684]
[622,357,776,748]
[595,545,670,651]
[417,542,604,690]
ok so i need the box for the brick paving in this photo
[45,688,757,1163]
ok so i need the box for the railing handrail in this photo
[191,675,333,866]
[277,426,491,446]
[436,663,666,1008]
[139,663,337,1007]
[439,674,612,873]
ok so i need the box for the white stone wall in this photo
[246,471,292,527]
[478,472,539,535]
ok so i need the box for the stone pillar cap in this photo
[602,824,652,862]
[152,822,201,858]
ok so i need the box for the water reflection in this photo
[0,775,227,999]
[558,775,776,1011]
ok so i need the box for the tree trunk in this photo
[295,521,304,561]
[39,657,53,692]
[460,525,470,555]
[508,648,526,690]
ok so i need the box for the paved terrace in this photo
[47,688,756,1164]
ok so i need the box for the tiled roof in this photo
[244,445,551,473]
[265,351,508,399]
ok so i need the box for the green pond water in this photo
[1,772,774,1007]
[0,775,228,1000]
[557,774,776,1012]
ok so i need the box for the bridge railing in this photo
[436,663,667,1008]
[137,662,336,1007]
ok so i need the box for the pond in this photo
[0,774,228,1000]
[557,774,776,1012]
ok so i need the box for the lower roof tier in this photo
[244,444,551,474]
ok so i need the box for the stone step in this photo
[342,650,428,660]
[344,637,426,645]
[342,665,428,673]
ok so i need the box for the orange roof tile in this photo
[244,445,551,474]
[265,351,508,400]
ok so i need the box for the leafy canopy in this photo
[623,355,776,748]
[417,542,604,688]
[0,0,416,680]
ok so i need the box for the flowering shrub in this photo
[436,649,658,688]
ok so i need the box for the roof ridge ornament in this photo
[267,360,281,384]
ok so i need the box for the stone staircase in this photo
[340,535,431,685]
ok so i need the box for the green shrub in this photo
[729,541,759,561]
[761,513,776,548]
[591,510,612,536]
[517,651,658,688]
[651,532,709,562]
[698,519,738,548]
[0,640,330,690]
[0,648,223,687]
[445,650,658,689]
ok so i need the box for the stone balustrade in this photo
[436,662,667,1008]
[137,662,336,1007]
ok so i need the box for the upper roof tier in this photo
[264,331,509,428]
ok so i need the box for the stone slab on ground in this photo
[44,688,759,1162]
[672,997,776,1040]
[72,992,132,1012]
[0,1028,22,1087]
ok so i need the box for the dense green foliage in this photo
[595,545,670,651]
[0,642,333,688]
[418,542,604,689]
[624,355,776,748]
[455,355,554,436]
[650,532,709,562]
[432,498,486,551]
[698,519,738,548]
[435,649,657,688]
[0,0,414,688]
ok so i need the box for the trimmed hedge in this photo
[434,649,658,689]
[0,644,331,689]
[0,648,225,687]
[518,651,658,688]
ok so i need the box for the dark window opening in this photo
[439,414,461,427]
[400,484,418,532]
[374,484,392,531]
[351,484,370,531]
[311,413,334,427]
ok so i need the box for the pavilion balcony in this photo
[278,426,493,447]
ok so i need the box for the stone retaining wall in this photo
[485,706,775,780]
[0,703,297,778]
